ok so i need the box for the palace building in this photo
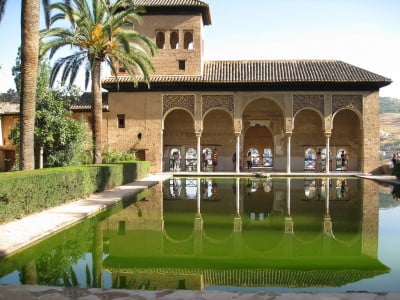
[0,0,392,173]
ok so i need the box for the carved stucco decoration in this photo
[163,95,195,117]
[332,95,363,115]
[234,119,242,133]
[202,95,234,117]
[293,95,324,116]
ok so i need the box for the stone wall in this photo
[362,92,381,173]
[134,14,203,76]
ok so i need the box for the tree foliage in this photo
[380,97,400,114]
[9,55,88,168]
[40,0,156,164]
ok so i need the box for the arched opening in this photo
[201,148,213,171]
[242,98,284,170]
[304,148,316,171]
[170,31,179,49]
[263,148,273,167]
[336,148,348,171]
[292,110,324,171]
[183,31,193,49]
[156,31,165,49]
[202,110,235,171]
[163,109,196,172]
[331,110,361,171]
[185,148,197,171]
[170,148,181,171]
[244,127,274,168]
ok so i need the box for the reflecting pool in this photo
[1,177,400,292]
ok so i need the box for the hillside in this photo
[380,97,400,156]
[380,97,400,114]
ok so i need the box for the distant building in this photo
[0,0,392,173]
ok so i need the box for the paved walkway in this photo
[0,174,171,259]
[0,285,399,300]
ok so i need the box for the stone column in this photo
[235,133,241,173]
[323,178,333,237]
[286,133,292,173]
[233,178,242,232]
[196,132,201,173]
[285,178,293,234]
[194,178,203,231]
[0,116,3,146]
[325,133,331,173]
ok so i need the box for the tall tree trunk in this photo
[92,59,102,164]
[20,0,40,170]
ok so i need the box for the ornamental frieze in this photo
[163,95,195,116]
[202,95,234,117]
[293,95,324,116]
[332,95,363,114]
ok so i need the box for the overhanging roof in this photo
[0,92,109,115]
[102,60,392,92]
[134,0,211,25]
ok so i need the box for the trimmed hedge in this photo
[0,161,150,223]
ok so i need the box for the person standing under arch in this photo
[341,150,347,171]
[212,148,218,172]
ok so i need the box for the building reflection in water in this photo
[0,177,391,291]
[98,177,388,290]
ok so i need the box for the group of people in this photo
[172,148,219,172]
[315,149,348,172]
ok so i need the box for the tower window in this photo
[170,31,179,49]
[117,114,125,128]
[156,31,165,49]
[178,60,186,71]
[184,31,193,49]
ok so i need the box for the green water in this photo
[1,177,400,292]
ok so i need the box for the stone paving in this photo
[0,285,399,300]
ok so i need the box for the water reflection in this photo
[0,178,397,291]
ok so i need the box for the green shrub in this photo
[102,148,136,164]
[0,161,150,223]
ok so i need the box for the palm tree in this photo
[1,0,49,170]
[41,0,155,164]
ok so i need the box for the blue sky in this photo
[0,0,399,97]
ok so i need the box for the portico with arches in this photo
[99,0,390,175]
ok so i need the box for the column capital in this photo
[234,132,241,138]
[195,131,202,138]
[285,132,292,138]
[325,131,332,138]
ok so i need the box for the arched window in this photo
[169,148,181,171]
[247,148,260,167]
[304,148,316,170]
[263,148,273,167]
[170,31,179,49]
[185,148,197,171]
[202,148,212,171]
[183,31,193,49]
[336,148,348,170]
[156,31,165,49]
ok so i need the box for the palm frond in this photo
[0,0,7,23]
[42,0,50,28]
